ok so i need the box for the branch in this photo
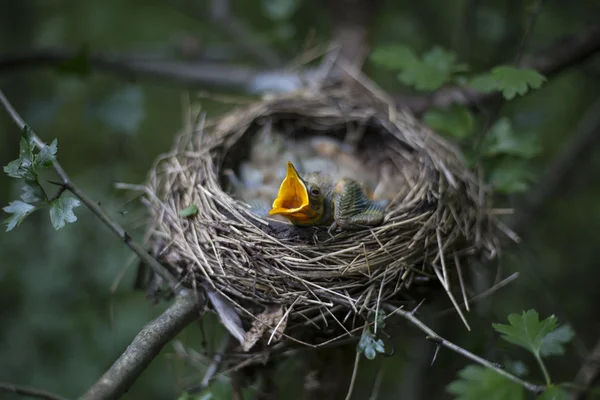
[81,292,201,400]
[570,337,600,400]
[382,303,545,395]
[0,48,314,95]
[0,383,69,400]
[397,24,600,115]
[0,89,178,289]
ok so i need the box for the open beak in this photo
[269,162,312,220]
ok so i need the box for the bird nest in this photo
[143,85,498,353]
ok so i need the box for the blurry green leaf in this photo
[262,0,299,20]
[398,47,467,91]
[539,386,569,400]
[3,159,25,179]
[57,45,90,76]
[447,365,524,400]
[368,309,387,330]
[483,118,541,158]
[493,310,558,356]
[96,86,145,134]
[423,105,475,138]
[487,160,536,194]
[470,66,546,100]
[505,360,529,377]
[3,200,37,232]
[19,126,36,169]
[357,327,385,360]
[49,197,81,230]
[370,45,419,71]
[180,204,198,218]
[34,139,58,169]
[21,183,46,203]
[540,325,574,357]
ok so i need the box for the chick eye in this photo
[310,187,320,196]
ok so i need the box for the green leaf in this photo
[357,327,386,360]
[4,159,25,179]
[3,200,36,232]
[179,204,199,218]
[49,197,81,230]
[539,385,569,400]
[487,160,536,194]
[34,139,58,169]
[470,66,546,100]
[371,45,467,91]
[483,118,540,158]
[423,105,475,139]
[368,309,387,330]
[447,365,524,400]
[492,310,558,356]
[21,183,46,203]
[19,126,36,169]
[370,45,419,71]
[540,325,574,357]
[262,0,299,20]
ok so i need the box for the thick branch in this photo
[0,383,68,400]
[81,292,201,400]
[397,24,600,115]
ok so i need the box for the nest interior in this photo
[145,87,497,350]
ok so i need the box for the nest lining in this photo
[144,87,497,349]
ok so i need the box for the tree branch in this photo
[570,336,600,400]
[382,303,545,395]
[0,89,179,289]
[0,383,69,400]
[81,292,201,400]
[397,24,600,115]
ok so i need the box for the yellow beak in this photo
[269,162,312,221]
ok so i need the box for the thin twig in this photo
[0,383,69,400]
[0,89,179,289]
[81,291,201,400]
[570,337,600,400]
[345,350,362,400]
[382,303,545,394]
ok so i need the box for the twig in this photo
[81,291,201,400]
[0,89,178,289]
[345,349,362,400]
[0,383,69,400]
[570,337,600,400]
[382,303,545,394]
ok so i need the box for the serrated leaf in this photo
[4,159,25,179]
[483,118,541,158]
[470,66,546,100]
[540,325,574,357]
[370,45,419,71]
[357,327,386,360]
[34,139,58,169]
[423,105,475,139]
[539,385,569,400]
[179,204,198,217]
[493,310,558,357]
[19,126,36,168]
[21,183,46,203]
[487,160,536,194]
[447,365,524,400]
[3,200,36,232]
[49,197,81,230]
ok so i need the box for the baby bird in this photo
[269,162,387,230]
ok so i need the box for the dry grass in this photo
[142,83,499,353]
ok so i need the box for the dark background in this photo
[1,0,599,399]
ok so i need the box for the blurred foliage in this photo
[1,0,600,399]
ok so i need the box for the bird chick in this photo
[269,162,387,230]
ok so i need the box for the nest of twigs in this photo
[143,83,498,353]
